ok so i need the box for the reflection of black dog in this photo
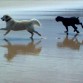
[57,34,83,50]
[56,16,83,34]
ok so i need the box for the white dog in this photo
[0,15,41,38]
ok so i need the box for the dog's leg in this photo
[0,28,7,30]
[28,31,34,38]
[27,29,34,38]
[4,39,11,45]
[72,25,77,32]
[64,26,68,33]
[72,25,79,33]
[4,30,10,36]
[79,22,83,28]
[33,30,41,36]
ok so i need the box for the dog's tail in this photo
[31,19,41,27]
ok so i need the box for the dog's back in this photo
[56,16,80,26]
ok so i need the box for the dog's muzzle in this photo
[1,17,4,21]
[55,18,58,22]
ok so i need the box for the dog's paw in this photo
[64,31,68,35]
[64,31,68,33]
[41,37,47,39]
[77,31,79,33]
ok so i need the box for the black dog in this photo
[56,16,83,34]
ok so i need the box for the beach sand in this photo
[0,11,83,83]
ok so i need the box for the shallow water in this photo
[0,11,83,83]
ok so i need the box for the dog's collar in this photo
[6,18,11,22]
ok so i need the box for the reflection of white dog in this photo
[1,15,41,38]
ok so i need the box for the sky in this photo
[0,0,83,11]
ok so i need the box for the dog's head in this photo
[55,16,63,22]
[1,15,12,22]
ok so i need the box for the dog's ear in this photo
[5,15,11,22]
[5,15,9,19]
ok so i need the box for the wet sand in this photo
[0,11,83,83]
